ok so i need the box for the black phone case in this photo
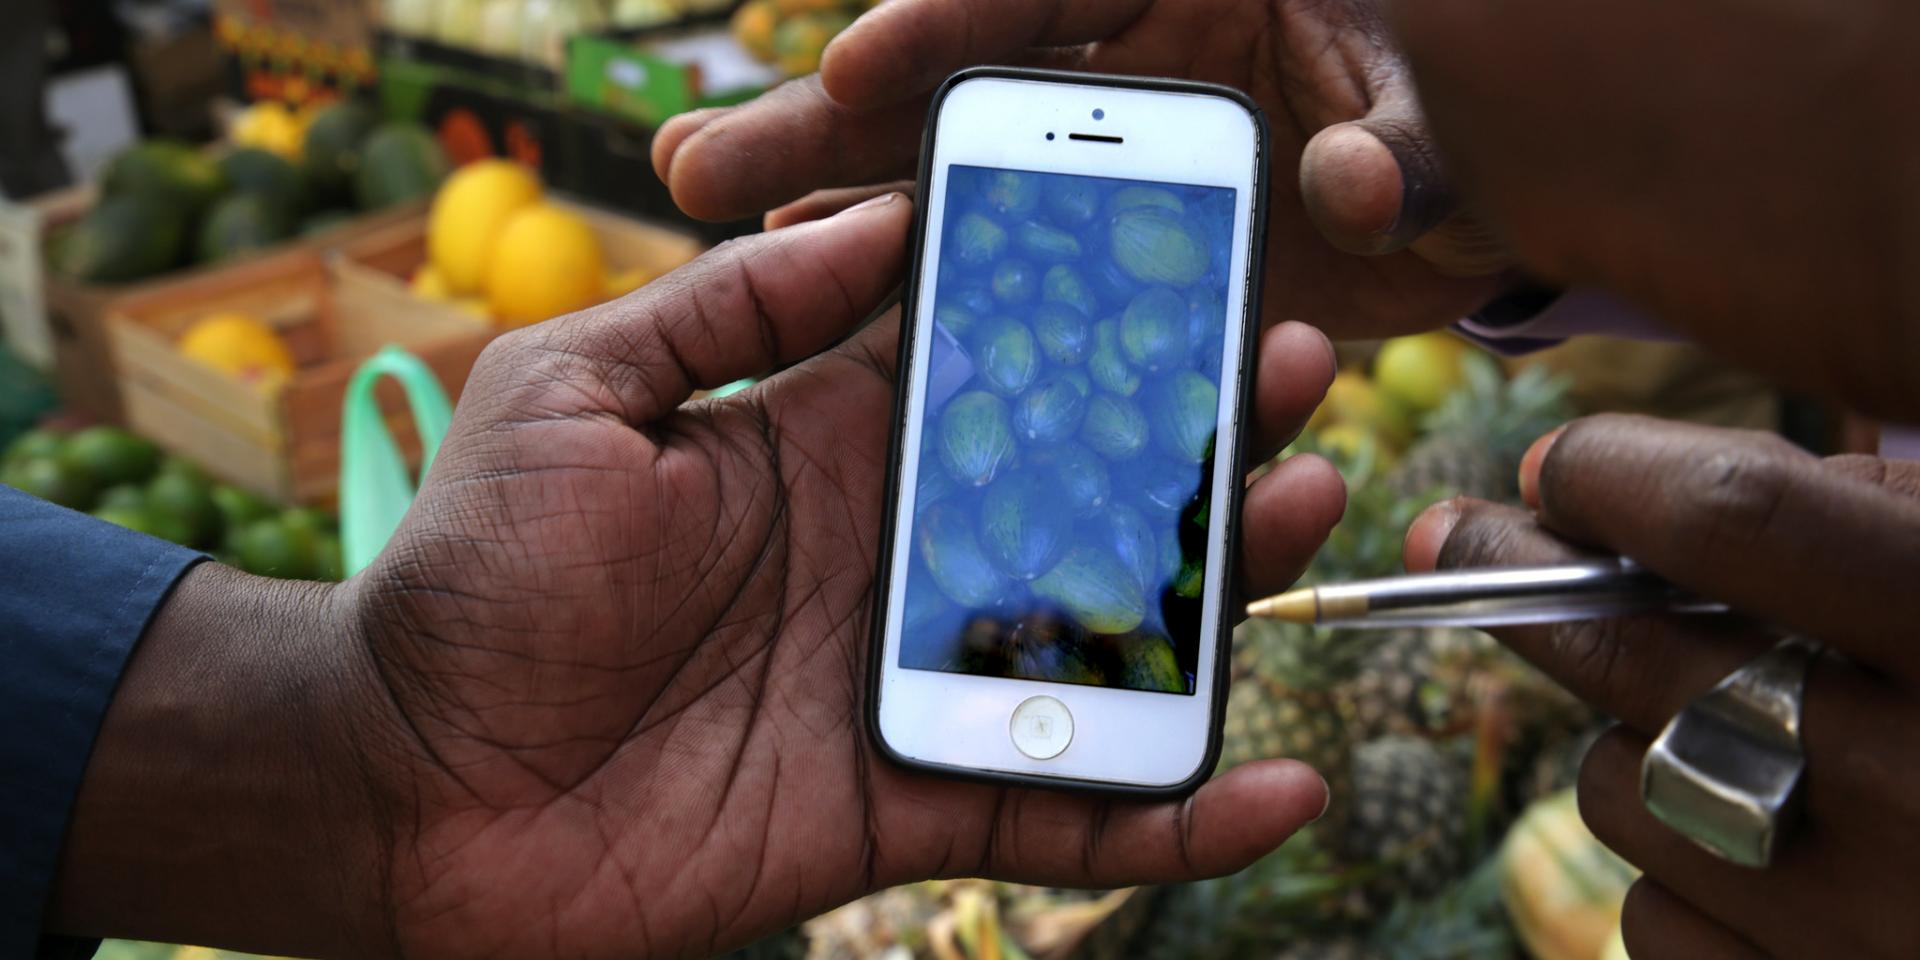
[864,65,1274,799]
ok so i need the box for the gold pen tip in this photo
[1246,588,1318,623]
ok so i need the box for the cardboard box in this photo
[107,246,488,504]
[567,24,775,128]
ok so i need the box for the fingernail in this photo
[1402,498,1462,573]
[1313,774,1333,821]
[1519,425,1567,512]
[839,192,902,217]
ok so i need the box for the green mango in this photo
[1088,254,1142,308]
[1188,286,1229,381]
[981,170,1042,219]
[916,437,959,516]
[1010,633,1106,686]
[935,304,979,342]
[1089,319,1142,397]
[1045,178,1102,228]
[1136,457,1206,516]
[1015,220,1083,262]
[1041,263,1099,318]
[948,278,998,317]
[975,318,1040,397]
[1080,393,1149,461]
[95,483,149,513]
[979,471,1074,580]
[1156,522,1185,586]
[1110,206,1209,287]
[1120,286,1192,373]
[1032,547,1147,635]
[903,568,958,638]
[1030,442,1110,518]
[146,469,221,547]
[101,140,224,218]
[950,212,1008,266]
[1114,633,1186,693]
[58,426,159,489]
[91,505,164,539]
[3,457,96,510]
[1059,369,1093,398]
[198,193,295,264]
[918,502,1011,607]
[1093,502,1160,592]
[53,195,189,284]
[218,147,308,216]
[1032,302,1092,366]
[1105,185,1186,218]
[939,391,1017,487]
[991,259,1039,304]
[1148,370,1221,463]
[3,429,63,468]
[1013,373,1089,444]
[1174,556,1206,599]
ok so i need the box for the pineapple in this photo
[1341,736,1471,904]
[1362,853,1516,960]
[1223,619,1375,838]
[1388,354,1574,504]
[1275,939,1380,960]
[1135,828,1370,960]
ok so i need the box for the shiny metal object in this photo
[1249,558,1728,629]
[1641,637,1819,868]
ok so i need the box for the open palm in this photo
[346,196,1344,958]
[652,0,1506,339]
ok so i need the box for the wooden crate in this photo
[330,196,705,311]
[106,245,491,504]
[2,183,426,424]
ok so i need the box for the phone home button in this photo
[1010,696,1074,760]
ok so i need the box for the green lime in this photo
[234,517,317,579]
[96,483,149,513]
[4,457,97,510]
[280,506,337,536]
[311,532,345,581]
[91,505,165,538]
[145,470,221,547]
[58,426,161,488]
[3,428,63,467]
[156,455,209,486]
[211,484,277,534]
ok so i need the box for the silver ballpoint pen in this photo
[1244,559,1728,629]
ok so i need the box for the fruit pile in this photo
[2,426,344,581]
[412,159,654,327]
[384,0,736,68]
[731,0,881,77]
[792,345,1626,959]
[903,168,1238,694]
[50,102,448,285]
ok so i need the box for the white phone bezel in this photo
[875,74,1262,791]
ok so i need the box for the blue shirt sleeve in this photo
[0,486,205,958]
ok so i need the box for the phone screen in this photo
[898,164,1239,697]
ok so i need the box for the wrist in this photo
[45,563,405,957]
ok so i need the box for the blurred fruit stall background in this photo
[0,2,1850,960]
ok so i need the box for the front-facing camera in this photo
[1046,132,1055,140]
[1092,108,1105,121]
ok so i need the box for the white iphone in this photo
[867,68,1269,795]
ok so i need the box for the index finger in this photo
[820,0,1155,109]
[1529,415,1920,676]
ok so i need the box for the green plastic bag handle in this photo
[340,345,453,576]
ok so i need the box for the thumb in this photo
[480,192,913,427]
[1299,87,1509,275]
